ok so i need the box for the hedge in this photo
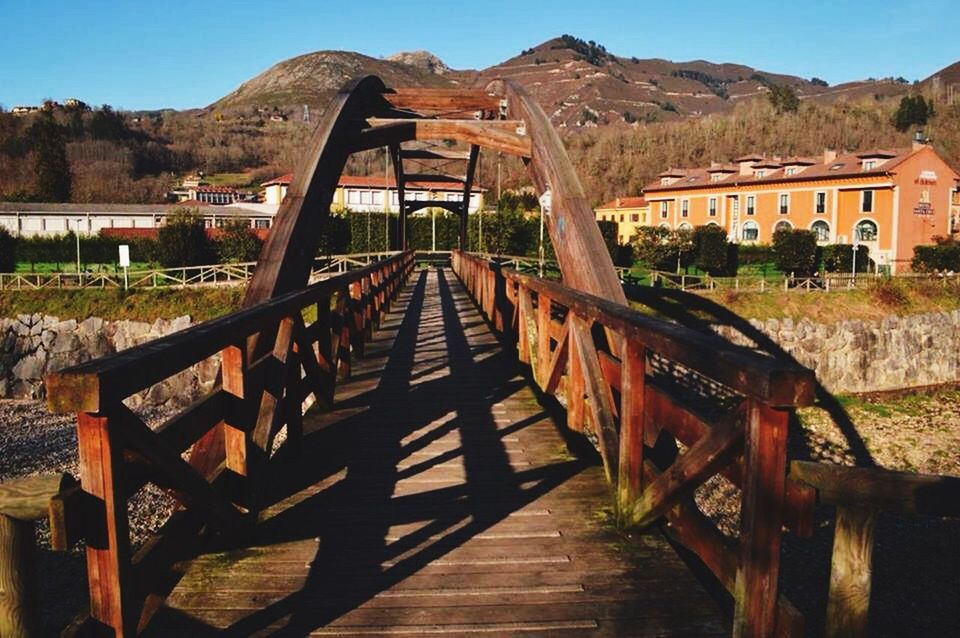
[912,241,960,272]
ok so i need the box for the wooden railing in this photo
[649,269,960,293]
[43,250,415,636]
[0,252,401,291]
[790,461,960,638]
[452,250,818,637]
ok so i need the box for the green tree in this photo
[0,227,15,272]
[29,110,72,201]
[767,84,799,113]
[693,225,731,275]
[215,220,263,263]
[893,95,934,132]
[772,228,817,275]
[156,208,214,267]
[632,226,695,272]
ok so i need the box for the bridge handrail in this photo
[42,250,416,635]
[46,253,410,413]
[453,249,815,637]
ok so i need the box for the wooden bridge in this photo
[5,77,954,637]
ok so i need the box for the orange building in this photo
[642,142,959,272]
[594,196,649,244]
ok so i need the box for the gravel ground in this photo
[0,400,178,635]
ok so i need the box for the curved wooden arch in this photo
[244,75,625,308]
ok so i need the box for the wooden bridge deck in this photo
[148,267,727,636]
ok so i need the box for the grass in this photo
[0,287,246,322]
[203,172,259,188]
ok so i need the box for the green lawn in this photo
[13,261,155,274]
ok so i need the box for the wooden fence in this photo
[0,252,401,291]
[453,249,817,637]
[42,251,415,636]
[649,269,960,293]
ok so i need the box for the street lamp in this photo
[851,237,860,286]
[75,218,82,277]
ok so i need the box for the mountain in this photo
[461,35,909,127]
[209,50,459,113]
[209,35,912,126]
[921,60,960,97]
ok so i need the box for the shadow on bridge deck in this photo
[147,268,728,637]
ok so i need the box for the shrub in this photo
[0,227,15,272]
[737,243,774,266]
[772,229,817,275]
[156,208,214,267]
[692,225,730,275]
[317,213,351,255]
[215,220,263,263]
[598,220,618,261]
[912,239,960,272]
[869,278,909,308]
[632,226,695,272]
[821,243,872,273]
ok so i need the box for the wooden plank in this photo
[617,339,646,521]
[570,318,619,484]
[0,474,75,521]
[367,118,532,157]
[0,514,37,637]
[627,409,743,529]
[76,412,135,636]
[566,319,585,433]
[733,400,789,638]
[402,173,465,184]
[824,505,875,638]
[790,460,960,516]
[399,148,472,161]
[542,317,570,395]
[382,88,501,113]
[155,391,228,453]
[111,405,246,532]
[536,294,551,389]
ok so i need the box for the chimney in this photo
[616,197,621,208]
[823,148,837,164]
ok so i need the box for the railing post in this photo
[617,338,646,520]
[536,293,551,388]
[734,399,789,638]
[221,343,249,478]
[566,323,585,433]
[76,411,135,636]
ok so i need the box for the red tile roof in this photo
[597,196,647,210]
[644,147,924,193]
[260,173,293,187]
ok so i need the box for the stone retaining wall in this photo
[2,308,959,406]
[716,309,960,394]
[0,314,217,408]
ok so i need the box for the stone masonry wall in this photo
[0,314,218,409]
[716,309,960,394]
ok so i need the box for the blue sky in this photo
[1,0,955,111]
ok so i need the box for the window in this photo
[785,167,796,176]
[254,219,270,229]
[862,160,876,171]
[746,195,755,215]
[779,193,789,215]
[347,190,360,205]
[755,170,765,178]
[856,220,878,242]
[620,214,625,222]
[391,192,399,208]
[681,199,689,217]
[742,221,759,241]
[660,201,668,218]
[774,220,793,233]
[731,198,739,216]
[373,191,384,206]
[815,191,826,214]
[631,214,639,222]
[861,190,874,212]
[360,190,372,205]
[811,220,830,242]
[830,163,843,170]
[708,197,717,217]
[711,173,723,182]
[678,222,692,231]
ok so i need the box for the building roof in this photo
[596,196,647,210]
[260,174,486,192]
[193,185,242,193]
[0,202,269,217]
[644,146,928,193]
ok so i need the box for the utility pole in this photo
[75,218,82,276]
